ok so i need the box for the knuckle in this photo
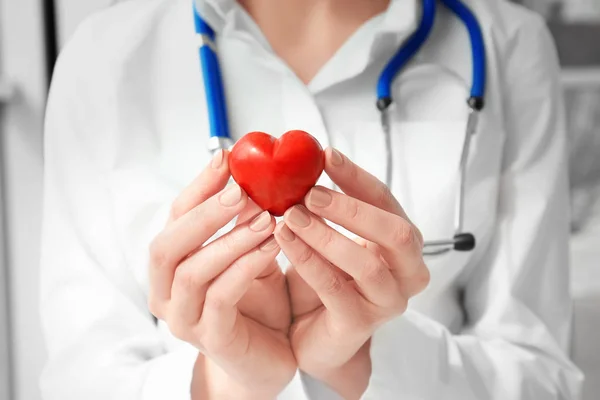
[348,162,360,181]
[415,227,424,247]
[360,259,388,285]
[391,296,409,315]
[169,200,186,220]
[168,320,192,342]
[204,289,227,311]
[400,264,431,298]
[298,246,316,264]
[345,198,360,220]
[174,266,202,293]
[415,228,425,250]
[318,228,336,250]
[376,184,394,207]
[413,266,431,293]
[321,273,344,296]
[227,258,253,281]
[390,219,415,247]
[149,236,169,269]
[220,230,241,251]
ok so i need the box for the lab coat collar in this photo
[193,0,234,33]
[380,0,420,35]
[309,0,419,93]
[193,0,419,92]
[195,0,419,38]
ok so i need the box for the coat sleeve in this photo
[39,20,198,400]
[361,13,584,400]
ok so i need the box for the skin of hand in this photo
[147,150,295,400]
[274,147,430,399]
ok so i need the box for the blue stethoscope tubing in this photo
[376,0,486,106]
[192,0,486,254]
[193,10,230,145]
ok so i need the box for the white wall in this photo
[0,1,49,400]
[0,2,117,400]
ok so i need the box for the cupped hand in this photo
[274,148,429,399]
[148,150,295,399]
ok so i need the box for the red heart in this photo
[229,130,325,216]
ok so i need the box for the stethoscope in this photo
[193,0,486,256]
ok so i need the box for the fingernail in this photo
[259,236,279,251]
[286,206,311,228]
[249,211,272,232]
[278,224,296,242]
[219,184,242,206]
[211,149,224,169]
[330,148,343,166]
[308,187,332,208]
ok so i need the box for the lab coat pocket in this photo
[390,120,468,245]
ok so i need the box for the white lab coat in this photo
[39,0,584,398]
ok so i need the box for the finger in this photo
[275,223,360,314]
[168,211,275,327]
[324,147,402,214]
[255,252,280,279]
[365,241,384,260]
[286,259,355,317]
[168,149,231,223]
[354,236,368,248]
[305,186,420,250]
[202,236,282,336]
[238,264,291,332]
[283,206,400,306]
[148,183,248,314]
[324,148,422,243]
[236,199,263,226]
[305,186,422,273]
[355,237,382,258]
[285,265,322,317]
[355,238,386,268]
[307,187,428,296]
[286,221,353,316]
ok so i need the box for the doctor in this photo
[40,0,583,399]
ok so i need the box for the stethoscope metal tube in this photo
[421,109,478,256]
[193,0,487,256]
[376,0,486,256]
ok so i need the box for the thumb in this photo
[236,199,264,226]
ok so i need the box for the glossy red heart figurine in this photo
[229,130,325,216]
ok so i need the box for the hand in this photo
[274,148,429,399]
[148,150,295,399]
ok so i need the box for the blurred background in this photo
[0,0,599,399]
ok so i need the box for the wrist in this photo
[311,339,372,400]
[192,353,279,400]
